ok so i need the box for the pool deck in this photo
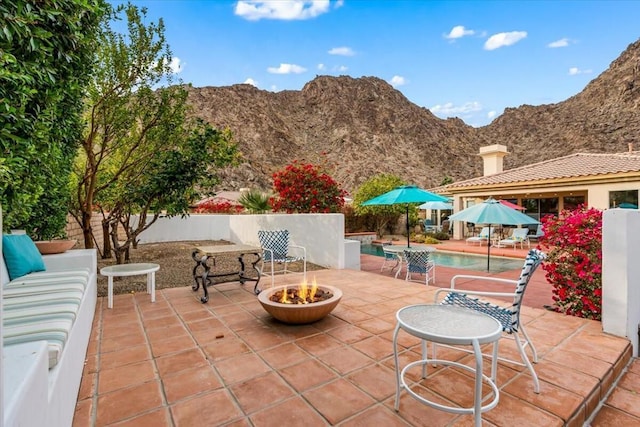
[73,239,639,426]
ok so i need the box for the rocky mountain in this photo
[186,38,640,195]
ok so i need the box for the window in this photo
[563,196,585,210]
[609,190,638,209]
[522,197,559,221]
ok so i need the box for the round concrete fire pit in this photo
[258,284,342,324]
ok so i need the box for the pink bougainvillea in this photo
[539,205,602,320]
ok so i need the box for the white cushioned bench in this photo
[2,247,97,427]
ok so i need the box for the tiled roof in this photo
[443,151,640,190]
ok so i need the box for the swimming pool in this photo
[360,244,523,273]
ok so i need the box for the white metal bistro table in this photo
[393,304,502,426]
[100,263,160,309]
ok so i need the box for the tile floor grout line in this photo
[135,292,176,427]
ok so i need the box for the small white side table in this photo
[393,304,502,426]
[100,263,160,308]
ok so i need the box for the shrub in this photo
[238,189,270,213]
[539,205,602,320]
[270,161,347,213]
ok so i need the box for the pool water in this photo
[360,244,523,273]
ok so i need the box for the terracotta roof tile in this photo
[443,151,640,190]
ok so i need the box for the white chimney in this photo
[479,144,509,176]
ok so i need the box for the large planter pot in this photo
[258,284,342,324]
[34,239,77,255]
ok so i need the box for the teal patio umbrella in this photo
[361,185,449,248]
[448,198,539,271]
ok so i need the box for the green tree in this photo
[353,174,406,237]
[70,3,239,259]
[270,161,347,213]
[0,0,106,238]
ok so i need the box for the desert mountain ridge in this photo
[186,38,640,195]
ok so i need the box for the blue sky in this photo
[126,0,640,127]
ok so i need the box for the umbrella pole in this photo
[406,205,410,248]
[487,224,491,271]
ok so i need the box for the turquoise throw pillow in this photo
[2,234,46,281]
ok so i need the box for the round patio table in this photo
[100,263,159,309]
[393,304,502,426]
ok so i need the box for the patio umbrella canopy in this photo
[498,199,525,210]
[362,185,449,247]
[448,198,539,271]
[418,201,453,210]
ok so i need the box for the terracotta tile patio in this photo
[74,241,638,426]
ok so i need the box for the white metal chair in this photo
[498,227,531,249]
[465,226,493,246]
[257,230,306,288]
[401,249,436,285]
[380,245,400,273]
[433,249,546,393]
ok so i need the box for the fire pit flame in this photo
[278,277,321,304]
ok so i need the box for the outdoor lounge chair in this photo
[257,229,307,288]
[465,226,493,246]
[433,249,546,393]
[498,227,531,249]
[528,224,544,242]
[401,249,436,285]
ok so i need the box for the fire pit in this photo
[258,280,342,324]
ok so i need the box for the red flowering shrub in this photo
[539,205,602,320]
[195,200,244,214]
[270,161,348,213]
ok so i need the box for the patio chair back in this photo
[258,229,290,262]
[442,249,544,333]
[403,249,436,285]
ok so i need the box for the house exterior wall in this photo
[448,179,640,239]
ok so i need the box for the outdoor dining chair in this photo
[402,249,436,286]
[380,245,400,273]
[433,249,546,393]
[257,229,307,288]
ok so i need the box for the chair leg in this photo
[513,331,540,393]
[519,324,538,362]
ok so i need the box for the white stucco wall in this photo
[135,213,354,270]
[602,208,640,356]
[135,215,231,242]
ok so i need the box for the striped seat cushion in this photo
[3,302,80,325]
[3,319,73,368]
[3,290,84,309]
[2,269,91,369]
[4,282,86,297]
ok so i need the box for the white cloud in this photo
[168,57,184,73]
[548,38,570,48]
[487,110,497,119]
[335,65,348,72]
[267,63,307,74]
[317,63,326,70]
[444,25,475,40]
[244,77,258,87]
[568,67,592,75]
[389,75,406,87]
[270,84,278,91]
[484,31,527,50]
[235,0,331,21]
[430,101,482,115]
[328,46,355,56]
